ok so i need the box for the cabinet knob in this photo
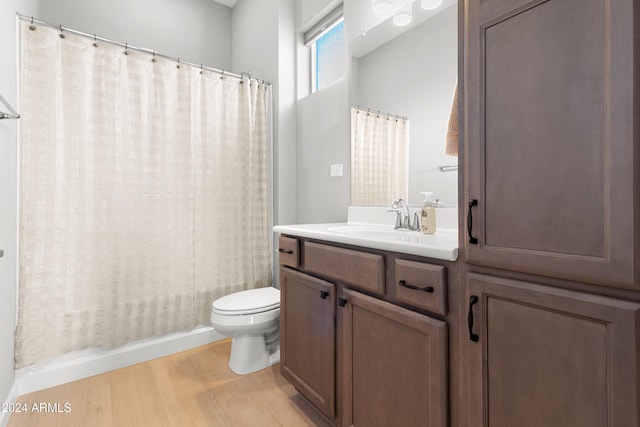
[320,290,329,300]
[278,248,294,255]
[338,298,348,307]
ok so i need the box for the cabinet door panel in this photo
[342,289,448,427]
[466,273,640,427]
[280,267,335,419]
[464,0,638,287]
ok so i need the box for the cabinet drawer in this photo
[304,242,385,296]
[278,236,300,268]
[394,259,447,315]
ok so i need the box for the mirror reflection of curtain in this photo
[351,106,409,205]
[16,22,271,368]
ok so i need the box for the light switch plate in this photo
[330,163,343,177]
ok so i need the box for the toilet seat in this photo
[212,286,280,316]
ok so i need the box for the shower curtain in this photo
[16,22,272,368]
[351,106,409,205]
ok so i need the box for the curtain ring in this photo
[124,43,129,55]
[92,34,98,47]
[29,16,35,31]
[200,64,204,75]
[59,25,65,39]
[177,58,181,69]
[151,51,156,63]
[220,70,225,80]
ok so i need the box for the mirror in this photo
[349,0,458,206]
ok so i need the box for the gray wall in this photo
[353,5,458,205]
[40,0,232,70]
[0,0,40,406]
[297,0,339,32]
[295,0,350,224]
[296,80,351,222]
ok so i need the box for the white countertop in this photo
[273,207,459,261]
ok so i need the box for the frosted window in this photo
[314,21,344,92]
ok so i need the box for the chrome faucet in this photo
[388,208,404,229]
[392,198,410,228]
[388,199,420,231]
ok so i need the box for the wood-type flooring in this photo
[8,339,330,427]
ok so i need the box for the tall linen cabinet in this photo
[461,0,640,426]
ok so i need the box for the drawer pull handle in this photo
[468,295,479,342]
[398,280,434,293]
[320,290,329,299]
[338,298,348,307]
[468,199,478,244]
[278,248,293,254]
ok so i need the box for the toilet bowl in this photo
[210,286,281,375]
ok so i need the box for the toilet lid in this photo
[212,286,280,315]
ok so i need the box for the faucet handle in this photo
[410,212,421,231]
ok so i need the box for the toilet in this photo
[210,286,281,375]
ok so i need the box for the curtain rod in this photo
[17,13,271,87]
[352,105,408,121]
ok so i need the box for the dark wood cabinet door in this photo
[341,289,448,427]
[280,267,336,420]
[465,273,640,427]
[464,0,639,288]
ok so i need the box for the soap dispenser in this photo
[420,191,437,234]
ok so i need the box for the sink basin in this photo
[327,224,397,235]
[327,224,455,244]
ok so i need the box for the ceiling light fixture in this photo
[420,0,442,10]
[393,4,413,26]
[372,0,393,15]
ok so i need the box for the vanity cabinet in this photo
[277,237,455,426]
[462,0,640,425]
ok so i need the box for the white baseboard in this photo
[12,325,224,399]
